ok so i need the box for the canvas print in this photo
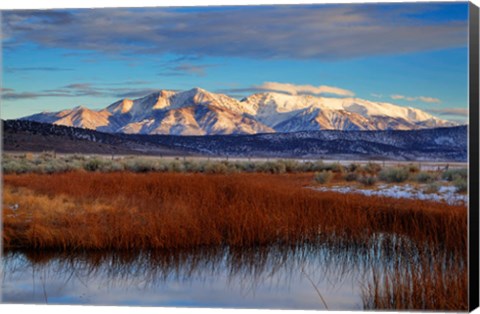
[0,1,478,311]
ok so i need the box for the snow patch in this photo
[311,184,466,205]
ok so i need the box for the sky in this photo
[0,2,470,123]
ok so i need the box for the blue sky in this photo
[1,2,470,122]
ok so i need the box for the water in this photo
[1,245,379,310]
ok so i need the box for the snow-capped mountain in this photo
[22,87,455,135]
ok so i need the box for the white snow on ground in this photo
[311,184,467,205]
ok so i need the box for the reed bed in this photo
[3,172,466,253]
[363,249,467,310]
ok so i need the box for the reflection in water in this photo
[2,244,371,309]
[1,236,465,310]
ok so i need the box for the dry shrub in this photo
[314,171,334,184]
[424,183,440,194]
[344,172,359,182]
[363,162,382,175]
[357,175,377,186]
[415,171,436,183]
[379,167,409,183]
[442,168,467,181]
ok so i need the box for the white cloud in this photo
[2,5,468,60]
[255,82,354,97]
[418,96,441,103]
[390,94,440,103]
[428,108,468,117]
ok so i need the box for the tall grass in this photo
[363,249,467,310]
[3,172,466,254]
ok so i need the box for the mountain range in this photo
[22,88,456,135]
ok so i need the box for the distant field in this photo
[2,151,468,172]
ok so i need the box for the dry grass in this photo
[3,172,466,253]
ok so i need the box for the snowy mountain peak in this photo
[21,87,457,135]
[72,105,87,111]
[106,99,134,114]
[190,87,207,93]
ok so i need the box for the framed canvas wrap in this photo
[0,0,479,312]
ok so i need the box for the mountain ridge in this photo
[3,119,467,162]
[22,87,456,135]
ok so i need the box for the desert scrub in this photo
[344,172,359,182]
[182,160,202,172]
[363,162,382,175]
[415,171,436,183]
[347,163,361,173]
[424,183,440,194]
[203,161,229,174]
[253,161,278,174]
[278,159,301,172]
[357,175,377,186]
[320,162,345,173]
[123,158,160,172]
[309,160,329,172]
[405,163,420,173]
[1,154,333,174]
[85,158,125,172]
[39,159,71,174]
[166,160,187,172]
[83,158,107,172]
[3,154,79,174]
[314,171,334,184]
[442,168,468,181]
[236,161,257,172]
[2,159,32,174]
[379,167,409,183]
[454,177,467,193]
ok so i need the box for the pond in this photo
[2,244,382,310]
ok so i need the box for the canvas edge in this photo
[469,1,480,312]
[0,2,476,312]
